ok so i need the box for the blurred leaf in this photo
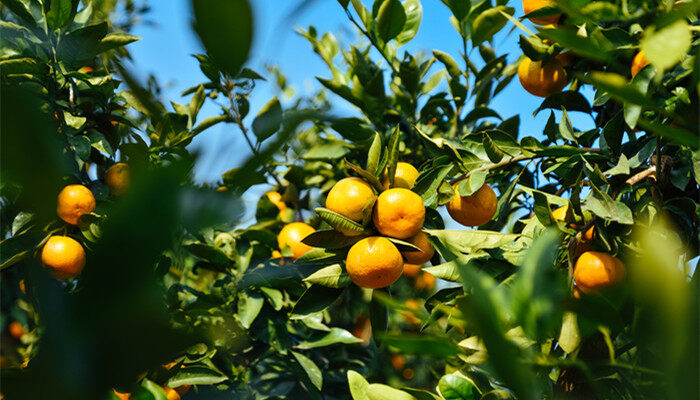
[192,0,253,76]
[97,32,141,54]
[296,327,362,349]
[252,97,283,141]
[367,384,418,400]
[166,366,228,387]
[638,120,698,150]
[472,7,514,45]
[291,285,344,318]
[540,28,613,63]
[558,311,581,354]
[624,64,654,128]
[641,20,691,73]
[348,370,371,400]
[376,0,407,41]
[0,230,44,270]
[379,334,459,358]
[303,141,350,160]
[44,0,79,29]
[438,373,474,399]
[237,292,264,329]
[579,72,654,107]
[395,0,422,46]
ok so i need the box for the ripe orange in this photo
[8,322,24,339]
[552,205,594,240]
[402,368,415,380]
[415,272,436,291]
[326,178,376,235]
[57,184,96,225]
[78,66,95,74]
[113,390,130,400]
[105,163,130,196]
[401,232,435,266]
[403,263,421,278]
[372,188,425,239]
[352,314,372,346]
[573,251,626,294]
[446,183,497,227]
[555,51,576,67]
[41,236,86,279]
[266,191,287,211]
[383,162,419,189]
[402,299,421,325]
[271,250,283,259]
[163,387,180,400]
[216,186,228,192]
[345,237,404,289]
[518,57,568,97]
[277,222,316,259]
[523,0,560,25]
[391,354,406,370]
[631,50,649,77]
[175,386,191,396]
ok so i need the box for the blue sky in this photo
[126,0,595,184]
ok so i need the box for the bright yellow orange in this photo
[401,232,435,266]
[78,66,95,74]
[631,51,649,77]
[326,178,376,235]
[403,263,421,278]
[573,251,626,294]
[372,188,425,239]
[552,205,595,241]
[391,354,406,370]
[415,272,436,291]
[41,236,86,279]
[523,0,560,25]
[163,387,180,400]
[105,163,130,196]
[216,186,228,192]
[383,162,419,189]
[271,250,283,259]
[266,191,287,211]
[446,183,497,227]
[8,322,24,339]
[277,222,315,259]
[518,57,568,97]
[57,184,96,225]
[345,237,403,288]
[113,390,130,400]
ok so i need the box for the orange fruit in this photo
[163,387,180,400]
[113,390,131,400]
[401,232,435,266]
[266,191,287,211]
[523,0,560,25]
[552,205,595,240]
[403,263,421,278]
[19,280,26,295]
[372,188,425,239]
[326,178,376,235]
[57,184,96,225]
[631,50,649,77]
[105,163,130,196]
[8,322,24,339]
[573,251,626,294]
[41,236,86,279]
[175,386,191,396]
[446,183,497,227]
[352,314,372,345]
[277,222,315,259]
[402,368,415,380]
[518,57,568,97]
[216,186,228,192]
[391,354,406,370]
[555,51,576,67]
[383,162,420,189]
[345,237,404,289]
[415,272,436,291]
[271,250,283,259]
[78,66,95,74]
[402,299,421,325]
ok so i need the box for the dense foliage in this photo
[1,0,698,399]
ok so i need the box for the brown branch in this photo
[625,166,656,186]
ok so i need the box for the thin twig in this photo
[344,9,400,76]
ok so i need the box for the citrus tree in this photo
[1,0,698,399]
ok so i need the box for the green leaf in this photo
[424,229,519,253]
[376,0,407,41]
[637,120,698,150]
[0,230,44,270]
[578,72,654,107]
[641,20,691,73]
[534,91,592,115]
[432,50,461,77]
[457,171,487,196]
[366,132,383,175]
[44,0,78,29]
[348,370,371,400]
[97,32,141,54]
[303,264,351,288]
[292,351,323,390]
[423,254,487,282]
[345,159,385,192]
[558,311,581,354]
[166,366,228,387]
[624,64,654,129]
[558,108,577,142]
[303,141,350,160]
[68,135,91,161]
[297,327,363,349]
[604,154,630,176]
[471,7,514,45]
[11,212,33,236]
[192,0,252,76]
[2,0,36,26]
[539,27,614,63]
[378,334,459,358]
[57,22,109,65]
[141,379,168,400]
[302,230,360,249]
[395,0,422,46]
[291,285,344,318]
[438,373,474,400]
[315,207,367,234]
[582,184,633,224]
[367,384,418,400]
[252,97,283,141]
[191,115,228,136]
[441,0,470,20]
[237,292,264,329]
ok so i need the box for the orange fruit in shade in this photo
[175,385,191,396]
[403,263,422,278]
[402,368,415,380]
[372,188,425,239]
[391,354,406,370]
[8,322,24,339]
[78,66,95,74]
[402,299,421,325]
[523,0,560,25]
[163,387,180,400]
[446,184,497,227]
[518,57,568,97]
[573,251,626,294]
[325,177,376,235]
[105,163,130,196]
[552,205,595,241]
[555,51,576,67]
[19,280,26,295]
[57,184,95,225]
[277,222,315,259]
[631,51,650,77]
[415,272,436,291]
[401,231,435,266]
[113,390,130,400]
[352,314,372,346]
[41,236,86,279]
[345,237,404,289]
[383,162,420,189]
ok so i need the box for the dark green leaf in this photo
[376,0,407,41]
[252,97,283,141]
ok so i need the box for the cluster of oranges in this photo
[552,205,626,294]
[40,163,130,280]
[273,162,501,290]
[518,0,649,98]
